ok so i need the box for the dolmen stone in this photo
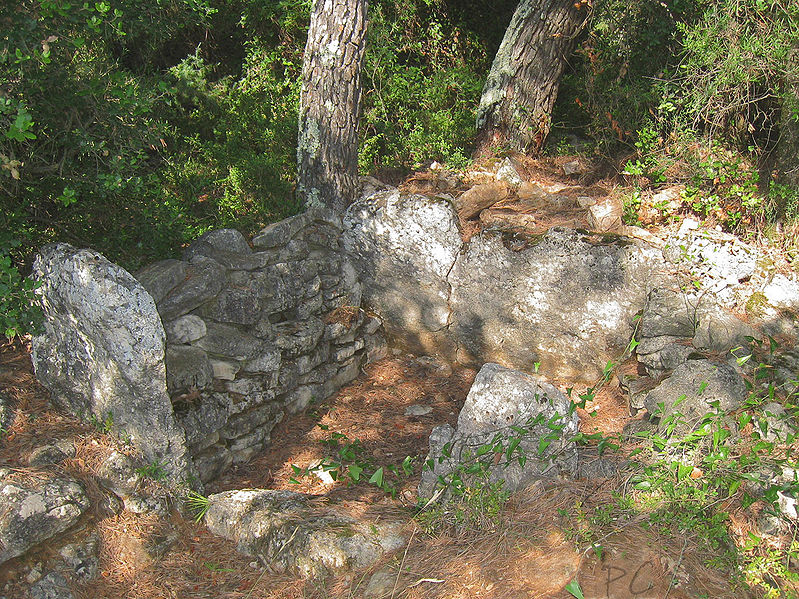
[418,363,579,501]
[30,243,195,485]
[204,488,406,577]
[642,359,747,436]
[344,191,667,383]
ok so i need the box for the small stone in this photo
[30,572,74,599]
[26,440,75,467]
[364,568,397,598]
[495,157,524,186]
[165,315,207,344]
[135,259,187,304]
[209,359,240,381]
[562,159,584,176]
[577,196,596,207]
[404,404,433,417]
[0,476,90,565]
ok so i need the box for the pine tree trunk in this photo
[476,0,588,154]
[297,0,368,212]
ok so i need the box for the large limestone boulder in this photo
[204,489,406,577]
[450,228,664,380]
[343,190,462,356]
[31,244,195,485]
[345,192,666,382]
[418,363,579,500]
[0,473,90,565]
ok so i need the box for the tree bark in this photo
[476,0,588,154]
[297,0,368,212]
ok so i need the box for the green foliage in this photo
[88,411,114,434]
[289,426,414,497]
[184,490,210,523]
[359,0,490,170]
[135,460,168,480]
[675,0,799,147]
[0,236,42,339]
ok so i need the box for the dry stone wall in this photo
[33,209,387,485]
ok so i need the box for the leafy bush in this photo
[0,236,42,339]
[359,0,493,170]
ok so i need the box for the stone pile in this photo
[32,209,387,484]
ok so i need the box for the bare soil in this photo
[0,338,755,599]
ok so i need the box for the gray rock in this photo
[225,378,278,412]
[755,402,796,443]
[692,307,757,354]
[194,321,262,360]
[210,359,240,380]
[348,194,664,382]
[195,229,251,255]
[273,320,325,358]
[449,228,664,382]
[763,274,799,310]
[26,440,75,467]
[29,572,74,599]
[365,333,388,363]
[405,404,433,417]
[31,244,194,484]
[640,288,697,338]
[199,286,262,326]
[135,259,186,304]
[95,450,140,497]
[664,224,757,290]
[364,568,397,598]
[643,359,747,435]
[204,488,406,577]
[636,336,693,375]
[177,396,227,451]
[0,476,89,565]
[343,191,464,358]
[242,347,281,374]
[124,495,167,515]
[563,159,584,176]
[58,533,99,580]
[418,363,579,500]
[193,446,234,483]
[165,315,207,344]
[165,345,214,393]
[252,212,314,249]
[221,403,283,440]
[157,255,226,321]
[495,157,524,186]
[0,391,14,434]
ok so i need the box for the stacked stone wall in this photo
[134,210,387,482]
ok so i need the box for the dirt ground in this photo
[0,338,755,599]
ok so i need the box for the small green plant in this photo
[565,579,585,599]
[0,237,42,339]
[623,127,668,184]
[88,411,114,434]
[136,461,167,481]
[185,490,210,523]
[289,427,415,497]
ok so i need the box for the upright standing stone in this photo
[31,244,195,485]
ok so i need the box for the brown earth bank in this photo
[0,337,773,599]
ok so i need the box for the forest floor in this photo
[1,156,791,598]
[0,345,753,599]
